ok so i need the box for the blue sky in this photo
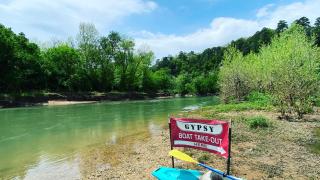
[123,0,297,34]
[1,0,320,58]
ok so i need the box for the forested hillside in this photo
[1,17,320,96]
[153,17,320,95]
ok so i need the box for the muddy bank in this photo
[82,110,320,179]
[0,92,172,108]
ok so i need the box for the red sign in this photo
[170,117,230,158]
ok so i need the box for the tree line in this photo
[0,23,156,93]
[153,17,320,96]
[1,17,320,99]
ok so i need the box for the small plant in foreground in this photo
[247,116,269,129]
[197,154,210,163]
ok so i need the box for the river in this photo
[0,96,218,179]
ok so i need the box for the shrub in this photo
[246,92,271,103]
[311,96,320,107]
[247,116,269,129]
[266,24,320,118]
[219,47,253,102]
[219,24,320,119]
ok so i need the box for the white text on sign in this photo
[179,132,222,145]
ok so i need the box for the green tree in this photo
[127,48,154,91]
[219,24,320,118]
[0,24,43,92]
[295,17,311,28]
[98,33,122,91]
[193,72,218,95]
[153,68,173,92]
[76,22,102,90]
[313,17,320,47]
[42,44,81,91]
[141,69,157,92]
[174,74,194,96]
[295,17,311,37]
[219,47,252,102]
[230,38,250,55]
[114,39,135,90]
[266,25,320,118]
[276,20,288,34]
[247,27,275,53]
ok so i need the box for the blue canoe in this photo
[152,167,203,180]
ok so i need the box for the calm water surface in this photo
[0,97,218,179]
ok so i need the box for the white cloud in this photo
[259,0,320,28]
[256,4,275,18]
[135,18,259,58]
[135,0,320,59]
[1,0,320,59]
[0,0,157,40]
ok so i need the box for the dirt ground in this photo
[81,110,320,180]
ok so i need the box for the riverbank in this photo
[82,105,320,179]
[0,92,173,108]
[46,100,97,106]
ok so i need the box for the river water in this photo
[0,96,218,179]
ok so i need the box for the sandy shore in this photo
[78,110,320,179]
[47,100,97,106]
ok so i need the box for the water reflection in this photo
[24,156,81,180]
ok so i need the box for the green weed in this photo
[246,116,269,129]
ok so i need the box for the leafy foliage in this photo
[219,47,253,102]
[153,48,224,95]
[245,92,272,106]
[266,25,319,118]
[246,116,270,129]
[0,24,43,92]
[313,17,320,47]
[219,24,320,118]
[276,20,288,34]
[42,44,81,91]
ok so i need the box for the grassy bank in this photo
[82,95,320,179]
[179,95,320,179]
